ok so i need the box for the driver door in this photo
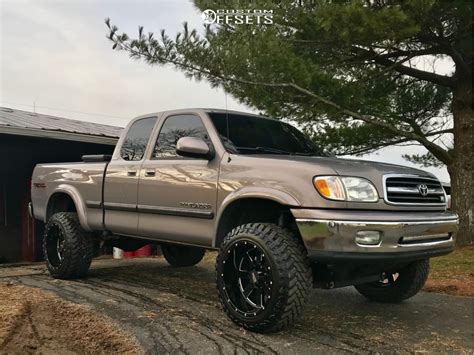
[137,114,219,246]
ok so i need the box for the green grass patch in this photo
[429,246,474,279]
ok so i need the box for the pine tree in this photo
[106,0,473,244]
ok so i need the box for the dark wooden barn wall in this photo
[0,134,115,263]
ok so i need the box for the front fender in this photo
[48,184,92,231]
[219,187,301,214]
[214,187,301,246]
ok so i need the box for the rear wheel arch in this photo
[46,188,90,231]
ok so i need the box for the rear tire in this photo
[161,244,205,267]
[355,259,429,303]
[43,212,95,279]
[216,223,312,333]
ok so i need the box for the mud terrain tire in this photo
[216,223,312,333]
[43,212,95,279]
[355,259,430,303]
[161,244,205,267]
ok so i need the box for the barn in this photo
[0,107,122,263]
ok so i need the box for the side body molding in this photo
[47,184,92,231]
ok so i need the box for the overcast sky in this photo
[0,0,450,181]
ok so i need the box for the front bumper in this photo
[292,209,458,263]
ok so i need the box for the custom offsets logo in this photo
[201,9,273,25]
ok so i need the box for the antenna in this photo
[224,89,230,138]
[33,101,36,113]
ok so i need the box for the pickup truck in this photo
[31,108,458,332]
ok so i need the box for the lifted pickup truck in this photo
[31,109,458,332]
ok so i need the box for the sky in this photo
[0,0,450,181]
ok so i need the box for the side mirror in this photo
[176,137,214,160]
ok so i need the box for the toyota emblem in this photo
[417,184,429,196]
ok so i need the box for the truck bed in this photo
[31,161,107,230]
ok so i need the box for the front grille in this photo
[384,175,446,205]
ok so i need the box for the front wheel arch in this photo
[214,197,301,249]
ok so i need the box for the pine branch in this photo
[105,19,454,165]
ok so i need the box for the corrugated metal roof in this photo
[0,107,123,141]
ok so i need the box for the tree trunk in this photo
[449,80,473,246]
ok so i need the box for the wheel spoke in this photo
[242,282,254,298]
[233,248,239,270]
[246,250,256,268]
[223,240,273,316]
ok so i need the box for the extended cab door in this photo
[104,116,158,235]
[137,113,219,246]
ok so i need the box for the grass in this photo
[430,246,474,279]
[424,246,474,297]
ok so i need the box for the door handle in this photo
[145,169,156,177]
[127,170,137,176]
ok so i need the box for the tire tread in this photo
[355,259,430,303]
[43,212,94,279]
[216,223,312,332]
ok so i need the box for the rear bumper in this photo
[291,209,458,263]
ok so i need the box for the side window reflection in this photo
[153,115,208,159]
[121,117,157,161]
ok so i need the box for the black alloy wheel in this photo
[45,224,66,268]
[221,239,274,318]
[216,223,312,332]
[43,212,95,279]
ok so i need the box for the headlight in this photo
[313,176,379,202]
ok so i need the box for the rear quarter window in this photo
[120,117,157,161]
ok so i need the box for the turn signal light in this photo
[313,176,345,200]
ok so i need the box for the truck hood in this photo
[253,155,434,178]
[312,156,433,178]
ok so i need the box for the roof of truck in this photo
[132,108,269,122]
[0,107,122,145]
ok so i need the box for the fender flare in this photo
[213,187,301,246]
[47,185,92,231]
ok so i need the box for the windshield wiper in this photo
[236,146,292,155]
[292,151,321,156]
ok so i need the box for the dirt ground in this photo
[0,283,141,354]
[1,255,473,354]
[424,246,474,297]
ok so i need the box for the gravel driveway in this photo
[1,256,472,354]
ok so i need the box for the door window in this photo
[120,117,157,161]
[152,115,208,159]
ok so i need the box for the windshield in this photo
[208,113,322,156]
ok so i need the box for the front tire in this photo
[43,212,95,279]
[161,244,205,267]
[216,223,312,333]
[355,259,430,303]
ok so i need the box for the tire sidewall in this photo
[216,227,291,329]
[43,212,93,279]
[355,260,429,302]
[43,214,73,277]
[162,244,205,267]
